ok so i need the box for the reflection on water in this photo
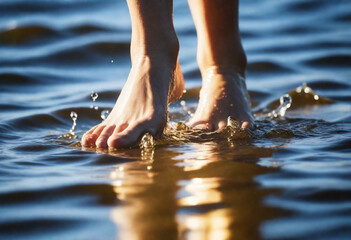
[108,142,278,240]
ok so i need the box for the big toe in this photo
[188,120,213,131]
[108,124,157,149]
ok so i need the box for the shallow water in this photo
[1,0,351,239]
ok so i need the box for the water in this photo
[1,0,351,239]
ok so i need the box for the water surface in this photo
[1,0,351,239]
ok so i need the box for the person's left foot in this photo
[81,56,184,149]
[188,67,254,131]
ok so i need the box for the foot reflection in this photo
[178,209,232,240]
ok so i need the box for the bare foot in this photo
[82,56,184,149]
[188,67,254,131]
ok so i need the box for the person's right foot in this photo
[188,67,254,131]
[81,56,184,149]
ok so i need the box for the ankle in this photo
[131,32,179,65]
[197,42,247,77]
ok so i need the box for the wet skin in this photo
[81,0,254,149]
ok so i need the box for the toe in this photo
[82,125,106,147]
[108,123,157,149]
[96,125,116,148]
[188,119,213,131]
[218,121,227,130]
[241,121,254,130]
[192,123,212,131]
[108,134,134,149]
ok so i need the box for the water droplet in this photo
[139,132,155,149]
[60,111,79,139]
[304,86,311,93]
[91,91,98,102]
[70,111,77,121]
[90,92,99,110]
[280,94,292,108]
[101,110,110,120]
[274,94,292,117]
[266,94,292,119]
[62,111,78,139]
[180,100,186,107]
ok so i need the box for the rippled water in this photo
[1,0,351,239]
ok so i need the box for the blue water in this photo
[1,0,351,239]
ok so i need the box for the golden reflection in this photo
[176,143,232,239]
[178,209,232,240]
[109,148,180,240]
[178,178,221,206]
[174,142,220,172]
[108,141,277,240]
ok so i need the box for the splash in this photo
[65,84,330,149]
[290,83,331,107]
[139,132,155,149]
[140,133,155,162]
[90,91,99,110]
[70,111,78,133]
[61,111,78,140]
[175,122,190,131]
[224,116,252,141]
[268,94,292,118]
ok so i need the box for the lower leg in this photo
[188,0,246,75]
[187,0,253,130]
[82,0,184,149]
